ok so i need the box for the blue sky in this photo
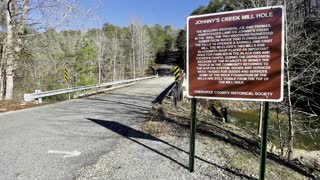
[78,0,211,29]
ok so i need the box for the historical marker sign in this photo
[187,6,285,101]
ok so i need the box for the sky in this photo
[76,0,211,30]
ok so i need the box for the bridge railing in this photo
[24,75,157,102]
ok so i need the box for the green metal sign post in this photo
[189,98,197,172]
[259,101,269,180]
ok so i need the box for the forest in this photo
[0,0,319,162]
[0,0,182,100]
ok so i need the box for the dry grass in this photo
[0,100,46,113]
[142,97,319,179]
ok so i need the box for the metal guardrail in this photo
[24,76,157,102]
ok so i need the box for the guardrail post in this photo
[35,90,42,104]
[68,86,71,99]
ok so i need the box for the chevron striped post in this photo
[64,69,69,82]
[173,65,182,108]
[64,69,70,99]
[173,65,181,82]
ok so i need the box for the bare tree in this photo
[1,0,85,100]
[129,20,154,78]
[129,21,137,79]
[2,0,29,100]
[228,0,320,159]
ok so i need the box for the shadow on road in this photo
[87,118,188,169]
[87,118,256,179]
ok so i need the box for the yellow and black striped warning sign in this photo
[64,69,69,82]
[174,65,181,82]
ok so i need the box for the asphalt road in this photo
[0,77,173,180]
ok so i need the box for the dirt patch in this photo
[141,120,187,137]
[0,100,47,113]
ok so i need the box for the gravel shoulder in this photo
[77,98,310,180]
[78,133,241,180]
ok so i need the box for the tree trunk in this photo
[284,0,294,160]
[287,71,294,160]
[113,48,117,82]
[15,0,29,53]
[0,45,5,100]
[0,74,4,100]
[131,25,136,79]
[316,0,320,17]
[121,35,124,80]
[4,0,29,100]
[276,103,284,157]
[98,30,103,84]
[138,27,142,76]
[115,31,119,81]
[4,0,15,100]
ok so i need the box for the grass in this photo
[229,153,305,180]
[266,161,306,180]
[229,153,258,173]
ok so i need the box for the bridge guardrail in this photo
[24,75,157,102]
